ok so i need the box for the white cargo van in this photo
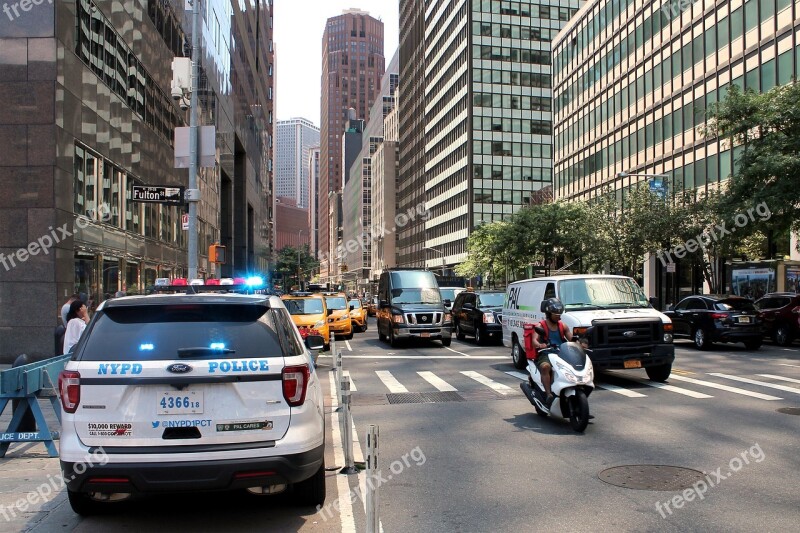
[502,274,674,381]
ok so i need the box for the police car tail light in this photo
[282,365,310,406]
[59,370,81,413]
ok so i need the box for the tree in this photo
[276,245,318,289]
[455,221,514,283]
[705,82,800,252]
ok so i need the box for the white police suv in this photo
[58,293,326,515]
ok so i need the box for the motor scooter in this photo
[519,324,595,432]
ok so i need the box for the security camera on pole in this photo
[172,2,215,279]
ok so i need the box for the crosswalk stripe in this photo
[596,383,647,397]
[461,371,515,395]
[417,371,457,391]
[342,370,357,391]
[669,374,782,400]
[709,373,800,394]
[758,374,800,385]
[505,371,530,381]
[607,373,713,398]
[778,363,800,368]
[375,370,408,393]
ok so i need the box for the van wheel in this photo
[645,363,672,382]
[512,339,527,370]
[378,324,386,342]
[389,328,399,348]
[441,337,452,347]
[475,327,485,346]
[455,323,465,340]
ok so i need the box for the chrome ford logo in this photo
[167,363,193,374]
[623,331,637,338]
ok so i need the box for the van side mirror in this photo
[327,309,334,316]
[349,304,355,311]
[648,296,659,308]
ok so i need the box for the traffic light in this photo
[209,244,226,263]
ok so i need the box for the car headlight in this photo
[392,314,405,324]
[314,320,325,328]
[338,314,349,321]
[483,313,495,324]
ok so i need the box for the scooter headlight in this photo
[556,363,579,383]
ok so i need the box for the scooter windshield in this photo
[557,343,587,370]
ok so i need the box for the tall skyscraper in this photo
[397,0,426,268]
[319,9,385,282]
[418,0,580,272]
[276,118,320,210]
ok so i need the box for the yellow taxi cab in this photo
[323,294,353,339]
[348,297,368,332]
[281,293,331,349]
[366,297,377,317]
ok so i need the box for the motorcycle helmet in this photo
[544,298,565,318]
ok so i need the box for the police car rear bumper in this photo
[61,443,324,494]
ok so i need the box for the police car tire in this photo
[296,463,326,507]
[67,490,107,516]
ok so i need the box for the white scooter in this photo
[519,325,595,432]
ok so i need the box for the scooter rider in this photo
[532,298,572,409]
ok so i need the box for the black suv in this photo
[452,290,505,345]
[664,294,762,350]
[755,292,800,346]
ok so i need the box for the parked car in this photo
[348,298,369,332]
[664,294,762,350]
[58,293,326,515]
[439,287,466,312]
[452,290,504,345]
[754,292,800,346]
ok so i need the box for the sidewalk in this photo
[0,393,79,533]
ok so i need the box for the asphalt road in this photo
[3,317,798,532]
[321,317,800,532]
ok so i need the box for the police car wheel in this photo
[296,463,326,507]
[67,490,115,516]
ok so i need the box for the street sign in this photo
[649,178,668,201]
[182,213,189,230]
[132,185,185,205]
[666,262,676,273]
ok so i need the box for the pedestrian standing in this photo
[61,293,80,326]
[63,300,90,353]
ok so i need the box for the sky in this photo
[273,1,400,126]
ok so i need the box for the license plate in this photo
[624,360,642,369]
[420,332,431,338]
[738,316,751,323]
[158,391,204,415]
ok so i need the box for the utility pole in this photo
[297,230,304,291]
[187,0,201,280]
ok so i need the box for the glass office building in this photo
[552,0,800,298]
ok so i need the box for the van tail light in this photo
[710,313,728,320]
[282,365,310,407]
[59,370,81,413]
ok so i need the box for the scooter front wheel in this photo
[569,390,590,432]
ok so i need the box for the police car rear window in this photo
[76,304,286,361]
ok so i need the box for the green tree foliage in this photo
[276,245,318,287]
[705,82,800,245]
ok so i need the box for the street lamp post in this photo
[297,230,303,291]
[186,0,200,280]
[424,246,446,275]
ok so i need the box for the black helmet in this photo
[544,298,565,316]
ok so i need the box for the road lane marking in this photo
[778,363,800,368]
[596,383,648,397]
[757,374,800,386]
[607,373,713,398]
[461,371,515,395]
[444,346,471,357]
[318,355,508,360]
[671,368,696,376]
[669,374,782,400]
[328,369,356,532]
[342,370,357,391]
[345,340,352,351]
[418,371,457,391]
[375,371,408,393]
[709,373,800,394]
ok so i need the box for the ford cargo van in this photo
[502,274,674,381]
[377,269,452,347]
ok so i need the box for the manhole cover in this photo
[598,465,706,491]
[386,391,465,404]
[777,407,800,415]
